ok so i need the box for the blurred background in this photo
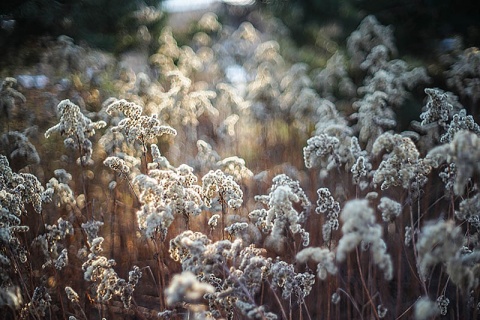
[1,0,479,56]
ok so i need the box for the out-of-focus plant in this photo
[0,77,25,131]
[0,128,39,170]
[0,0,165,53]
[0,155,44,316]
[445,48,480,115]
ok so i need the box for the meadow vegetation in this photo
[1,7,480,320]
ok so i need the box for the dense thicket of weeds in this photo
[1,8,480,320]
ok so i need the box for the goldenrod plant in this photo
[2,10,480,320]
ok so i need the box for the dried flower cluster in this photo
[337,200,393,280]
[250,174,311,251]
[0,130,40,167]
[0,77,26,125]
[165,271,214,308]
[347,15,397,69]
[315,187,340,242]
[417,219,480,293]
[168,230,278,318]
[42,169,76,209]
[202,169,243,209]
[445,47,480,105]
[303,134,340,170]
[1,155,44,287]
[378,197,402,222]
[105,98,177,146]
[296,247,337,280]
[134,159,203,239]
[372,132,433,196]
[33,218,73,269]
[45,99,106,165]
[81,234,141,308]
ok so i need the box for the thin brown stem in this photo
[124,175,140,204]
[9,249,42,320]
[409,201,428,295]
[72,299,89,320]
[220,195,227,240]
[52,266,67,319]
[346,255,352,320]
[265,279,288,320]
[396,215,404,317]
[289,296,292,320]
[327,275,331,320]
[355,248,380,320]
[76,133,91,220]
[395,299,416,320]
[402,241,424,287]
[140,136,148,174]
[302,301,312,320]
[337,288,363,320]
[153,238,166,310]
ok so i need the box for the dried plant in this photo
[428,130,480,195]
[0,129,40,169]
[4,8,480,320]
[0,77,26,130]
[105,98,176,148]
[45,99,107,166]
[337,199,393,280]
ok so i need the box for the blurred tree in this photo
[259,0,480,56]
[0,0,165,53]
